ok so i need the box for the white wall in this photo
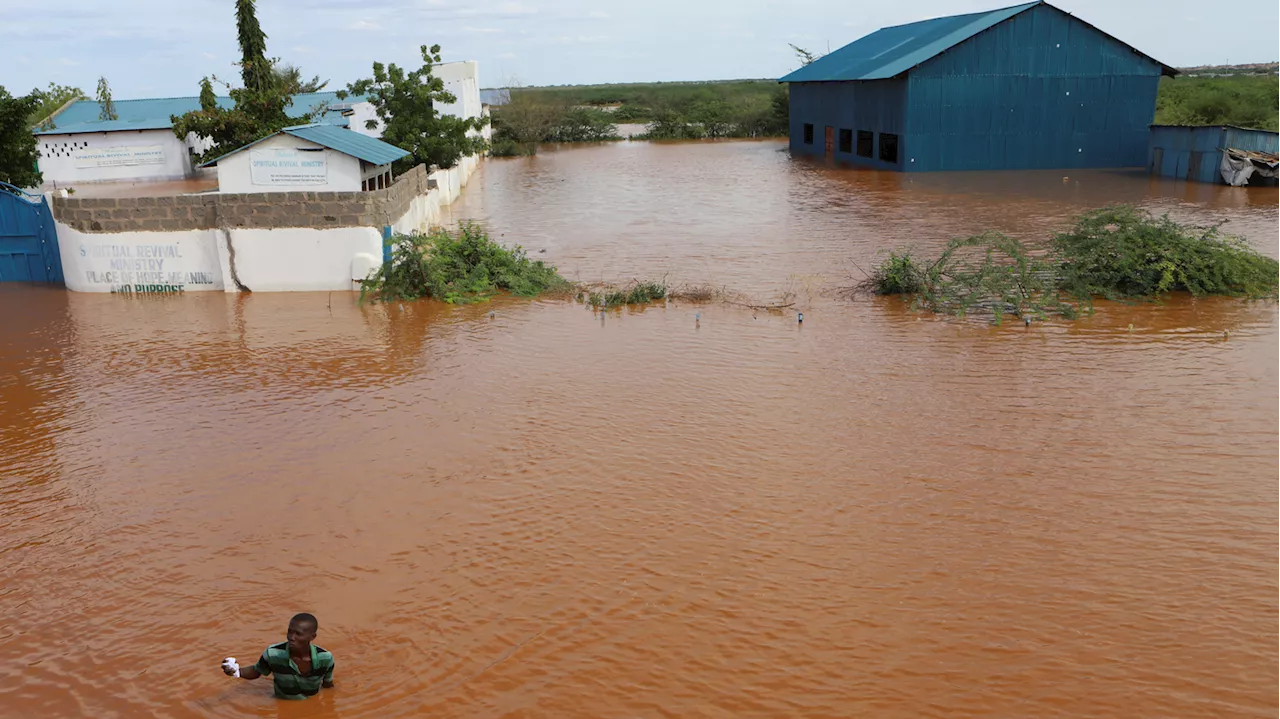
[222,227,382,292]
[348,101,383,138]
[56,219,385,293]
[216,134,362,193]
[434,62,483,123]
[54,153,483,293]
[55,222,226,293]
[391,153,480,234]
[37,130,193,187]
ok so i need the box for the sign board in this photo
[250,148,328,186]
[74,145,165,169]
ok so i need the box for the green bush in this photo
[866,252,927,295]
[1053,206,1279,299]
[361,223,569,304]
[489,136,536,157]
[1155,75,1278,131]
[849,205,1277,320]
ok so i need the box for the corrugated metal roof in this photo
[479,89,511,106]
[279,124,409,165]
[35,92,361,135]
[779,1,1173,83]
[200,123,409,167]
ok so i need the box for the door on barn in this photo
[0,183,64,285]
[824,126,835,158]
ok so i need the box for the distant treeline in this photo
[1155,75,1278,131]
[490,80,788,155]
[490,72,1279,154]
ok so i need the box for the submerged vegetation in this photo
[361,223,570,304]
[852,206,1279,321]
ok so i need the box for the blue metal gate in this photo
[0,182,63,284]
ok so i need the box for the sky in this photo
[1,0,1277,100]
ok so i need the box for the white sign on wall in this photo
[250,148,328,186]
[74,145,165,169]
[75,240,221,293]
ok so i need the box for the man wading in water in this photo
[221,613,335,700]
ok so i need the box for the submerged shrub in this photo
[1052,206,1279,299]
[846,205,1278,321]
[360,223,570,304]
[864,251,927,295]
[582,280,669,308]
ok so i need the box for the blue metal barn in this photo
[780,1,1175,171]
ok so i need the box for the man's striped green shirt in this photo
[253,641,334,700]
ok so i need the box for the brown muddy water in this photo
[1,140,1276,718]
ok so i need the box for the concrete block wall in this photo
[52,164,436,234]
[50,156,480,294]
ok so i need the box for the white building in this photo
[34,62,488,188]
[203,123,409,194]
[33,92,376,188]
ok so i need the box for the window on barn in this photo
[856,131,873,158]
[878,133,899,164]
[802,123,814,145]
[838,129,852,154]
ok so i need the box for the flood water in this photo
[2,140,1276,718]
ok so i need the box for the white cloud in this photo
[588,10,609,19]
[461,26,503,33]
[293,45,313,54]
[201,52,217,60]
[350,19,382,30]
[56,57,79,66]
[498,52,517,59]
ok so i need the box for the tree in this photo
[199,77,218,111]
[274,63,328,94]
[171,0,308,162]
[0,86,42,188]
[789,43,821,67]
[349,44,489,171]
[96,77,118,121]
[27,83,86,129]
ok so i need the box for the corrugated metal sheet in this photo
[781,2,1037,83]
[1149,125,1280,183]
[785,2,1165,171]
[778,0,1173,84]
[788,81,907,168]
[479,89,511,106]
[35,92,361,136]
[281,124,409,166]
[201,123,409,168]
[905,4,1161,170]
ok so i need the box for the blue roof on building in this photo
[479,89,511,106]
[779,1,1174,83]
[35,92,362,135]
[200,123,410,168]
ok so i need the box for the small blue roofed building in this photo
[780,1,1176,172]
[200,123,410,194]
[33,92,376,188]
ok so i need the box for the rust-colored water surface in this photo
[2,141,1276,718]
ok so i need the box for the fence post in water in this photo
[382,226,393,265]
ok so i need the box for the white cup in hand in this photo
[222,657,240,678]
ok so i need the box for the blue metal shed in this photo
[780,1,1175,172]
[1148,125,1279,185]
